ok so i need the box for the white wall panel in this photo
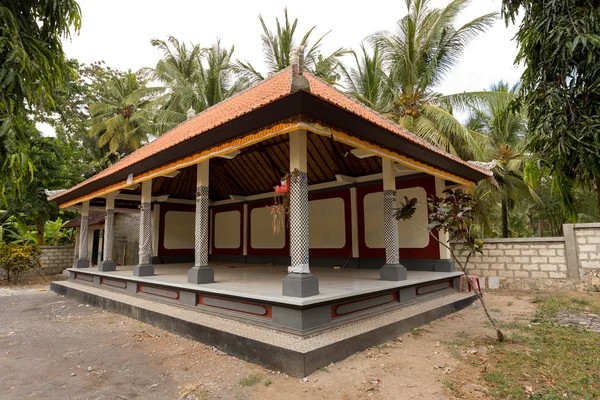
[164,211,194,249]
[309,197,345,249]
[214,210,241,249]
[250,207,285,249]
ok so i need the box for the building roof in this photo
[50,67,491,206]
[63,211,109,229]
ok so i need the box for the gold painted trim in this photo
[60,122,304,208]
[60,120,475,208]
[303,122,476,188]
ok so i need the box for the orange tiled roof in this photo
[50,67,491,203]
[304,73,491,176]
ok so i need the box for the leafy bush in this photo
[0,243,42,283]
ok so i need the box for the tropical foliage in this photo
[0,0,81,199]
[465,81,531,237]
[366,0,499,160]
[0,242,42,283]
[88,71,161,157]
[144,37,247,133]
[502,0,600,220]
[232,8,350,84]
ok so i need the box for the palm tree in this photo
[368,0,502,160]
[88,71,160,157]
[144,37,247,133]
[232,8,350,84]
[339,43,389,112]
[467,81,531,238]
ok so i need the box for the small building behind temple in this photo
[49,50,492,376]
[63,210,140,267]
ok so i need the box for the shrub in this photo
[0,243,42,283]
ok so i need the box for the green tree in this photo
[3,131,83,244]
[466,81,531,238]
[232,8,350,84]
[339,43,389,112]
[145,37,247,133]
[0,0,81,198]
[88,71,161,157]
[502,0,600,219]
[369,0,500,160]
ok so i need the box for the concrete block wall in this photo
[0,246,74,280]
[574,223,600,288]
[453,238,568,279]
[40,246,75,275]
[451,223,600,290]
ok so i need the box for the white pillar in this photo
[282,129,319,297]
[380,158,407,281]
[242,203,248,257]
[133,179,154,276]
[188,161,214,284]
[434,177,452,259]
[98,194,117,271]
[74,201,90,268]
[350,186,359,259]
[152,204,160,258]
[433,177,455,272]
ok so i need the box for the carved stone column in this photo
[282,129,319,297]
[74,201,90,268]
[133,180,154,276]
[98,194,117,272]
[380,158,407,281]
[188,161,214,284]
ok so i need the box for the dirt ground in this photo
[0,281,537,400]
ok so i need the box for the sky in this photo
[40,0,524,135]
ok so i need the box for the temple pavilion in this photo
[49,51,491,369]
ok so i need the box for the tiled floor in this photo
[69,263,461,306]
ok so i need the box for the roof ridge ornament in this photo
[290,46,310,93]
[45,188,66,200]
[468,160,497,170]
[187,107,196,121]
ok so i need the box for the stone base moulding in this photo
[74,258,90,269]
[51,279,475,377]
[188,266,215,284]
[380,264,408,281]
[282,273,319,297]
[133,264,154,277]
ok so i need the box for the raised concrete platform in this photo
[51,279,476,377]
[63,263,463,333]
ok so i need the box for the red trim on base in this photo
[100,277,127,289]
[415,280,451,296]
[138,284,181,300]
[197,295,273,318]
[74,273,93,282]
[331,291,398,318]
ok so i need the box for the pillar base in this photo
[74,258,90,269]
[98,260,117,272]
[380,264,407,281]
[188,266,214,284]
[133,264,154,277]
[282,273,319,297]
